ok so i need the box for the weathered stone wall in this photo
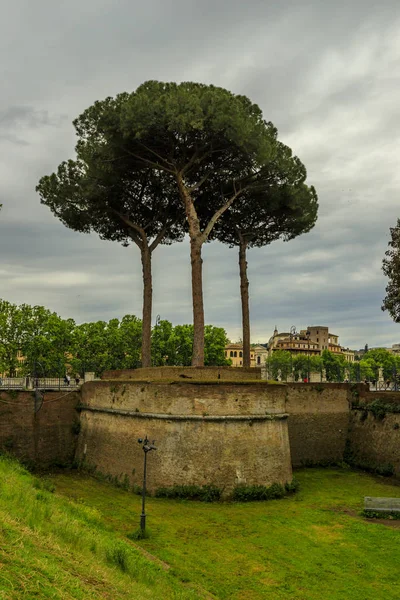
[102,366,261,381]
[347,391,400,476]
[286,384,351,466]
[0,390,80,467]
[76,380,292,495]
[348,410,400,475]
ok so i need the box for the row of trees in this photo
[266,348,400,382]
[0,299,229,377]
[36,81,318,369]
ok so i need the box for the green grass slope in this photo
[52,468,400,600]
[0,455,203,599]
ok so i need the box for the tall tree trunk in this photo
[239,239,251,368]
[140,245,152,368]
[190,237,205,366]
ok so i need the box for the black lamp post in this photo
[138,436,157,532]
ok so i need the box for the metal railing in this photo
[0,376,82,391]
[263,361,400,390]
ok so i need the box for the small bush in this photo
[155,484,222,502]
[375,463,395,477]
[362,509,400,520]
[285,478,300,494]
[232,482,286,502]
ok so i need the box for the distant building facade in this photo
[268,326,355,362]
[224,343,268,367]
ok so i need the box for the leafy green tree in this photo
[152,321,229,366]
[321,350,346,382]
[382,218,400,322]
[71,316,142,375]
[66,81,287,366]
[0,300,75,377]
[359,348,395,380]
[211,146,317,367]
[36,157,184,368]
[0,300,31,376]
[265,350,292,380]
[292,354,322,380]
[23,309,76,376]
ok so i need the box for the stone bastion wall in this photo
[0,390,80,468]
[76,378,292,495]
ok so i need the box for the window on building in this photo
[317,338,319,342]
[257,356,261,364]
[234,351,237,357]
[317,330,319,334]
[239,351,243,357]
[240,361,242,365]
[230,351,233,357]
[225,351,227,357]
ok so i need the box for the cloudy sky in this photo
[1,0,399,350]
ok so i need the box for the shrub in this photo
[155,484,222,502]
[362,509,400,520]
[375,463,395,477]
[232,482,286,502]
[285,478,300,494]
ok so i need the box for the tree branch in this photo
[111,209,147,248]
[149,223,168,253]
[201,187,246,242]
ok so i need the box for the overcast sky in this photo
[1,0,400,350]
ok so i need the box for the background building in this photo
[224,343,268,367]
[268,326,355,362]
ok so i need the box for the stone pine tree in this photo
[382,218,400,322]
[37,158,184,368]
[71,82,288,365]
[210,145,318,367]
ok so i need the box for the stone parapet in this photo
[102,366,262,381]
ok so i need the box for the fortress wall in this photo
[286,384,351,466]
[77,381,292,495]
[102,366,261,381]
[348,410,400,475]
[0,391,80,467]
[347,391,400,475]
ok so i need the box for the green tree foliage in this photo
[0,299,229,375]
[265,350,292,380]
[152,322,229,367]
[354,348,397,381]
[292,354,322,380]
[70,316,143,375]
[0,300,75,376]
[210,145,317,367]
[66,81,288,366]
[382,218,400,322]
[321,349,346,382]
[36,151,185,369]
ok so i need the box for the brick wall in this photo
[0,390,80,468]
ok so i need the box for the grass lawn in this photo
[51,468,400,600]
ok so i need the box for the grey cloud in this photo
[1,0,400,350]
